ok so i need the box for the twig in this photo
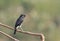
[0,31,19,41]
[0,23,45,41]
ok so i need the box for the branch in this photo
[0,31,19,41]
[0,23,45,41]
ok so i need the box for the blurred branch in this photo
[0,23,45,41]
[0,31,19,41]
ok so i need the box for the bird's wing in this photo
[15,18,23,27]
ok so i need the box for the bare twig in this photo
[0,31,19,41]
[0,23,45,41]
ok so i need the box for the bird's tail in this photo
[14,27,16,35]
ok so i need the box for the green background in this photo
[0,0,60,41]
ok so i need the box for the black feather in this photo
[14,14,26,34]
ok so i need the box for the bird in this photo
[14,14,26,34]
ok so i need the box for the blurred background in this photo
[0,0,60,41]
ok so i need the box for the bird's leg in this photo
[20,27,23,31]
[16,26,23,31]
[19,24,23,31]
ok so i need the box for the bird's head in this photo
[20,14,26,18]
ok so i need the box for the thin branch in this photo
[0,31,19,41]
[0,23,45,41]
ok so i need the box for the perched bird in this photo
[14,14,26,34]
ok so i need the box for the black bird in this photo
[14,14,26,34]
